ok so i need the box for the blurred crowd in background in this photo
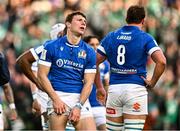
[0,0,180,130]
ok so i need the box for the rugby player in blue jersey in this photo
[38,11,96,130]
[84,35,110,131]
[95,5,166,130]
[16,23,65,130]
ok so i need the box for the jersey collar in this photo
[63,35,82,48]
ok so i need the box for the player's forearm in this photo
[17,59,38,85]
[3,83,15,104]
[95,69,104,90]
[79,74,95,104]
[79,84,92,105]
[104,79,109,92]
[95,53,106,90]
[151,62,166,86]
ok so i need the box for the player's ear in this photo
[66,22,71,28]
[141,19,145,25]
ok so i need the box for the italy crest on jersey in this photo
[78,50,87,59]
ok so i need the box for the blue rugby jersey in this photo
[39,35,96,93]
[89,60,110,107]
[97,26,160,86]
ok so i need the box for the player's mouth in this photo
[80,27,85,31]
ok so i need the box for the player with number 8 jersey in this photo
[95,5,166,131]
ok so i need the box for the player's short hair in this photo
[126,5,145,24]
[65,11,86,23]
[83,35,99,43]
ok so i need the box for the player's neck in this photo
[127,23,142,29]
[67,32,81,45]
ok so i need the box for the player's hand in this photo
[32,99,41,116]
[96,87,106,105]
[141,76,155,89]
[52,97,66,115]
[68,106,81,123]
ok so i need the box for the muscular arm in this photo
[2,83,17,120]
[16,50,42,90]
[150,50,166,87]
[2,83,15,104]
[68,72,96,122]
[37,64,58,101]
[94,53,107,104]
[94,53,107,90]
[79,73,96,104]
[37,64,66,114]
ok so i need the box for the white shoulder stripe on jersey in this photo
[148,47,161,55]
[30,48,39,60]
[39,60,51,67]
[97,45,106,54]
[35,45,44,54]
[84,69,96,73]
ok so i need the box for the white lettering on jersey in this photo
[56,59,84,68]
[111,67,137,74]
[117,35,131,40]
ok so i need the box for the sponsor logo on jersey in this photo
[106,107,116,114]
[132,102,141,112]
[56,59,64,67]
[56,59,84,70]
[78,50,86,59]
[111,67,137,74]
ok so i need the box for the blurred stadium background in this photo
[0,0,180,130]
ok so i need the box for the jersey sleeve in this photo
[145,35,161,55]
[97,32,113,56]
[84,47,96,73]
[38,41,54,67]
[29,40,51,60]
[30,45,44,60]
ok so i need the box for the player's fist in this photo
[96,88,106,106]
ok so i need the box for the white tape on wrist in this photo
[9,103,16,109]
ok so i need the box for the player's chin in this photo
[78,30,85,35]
